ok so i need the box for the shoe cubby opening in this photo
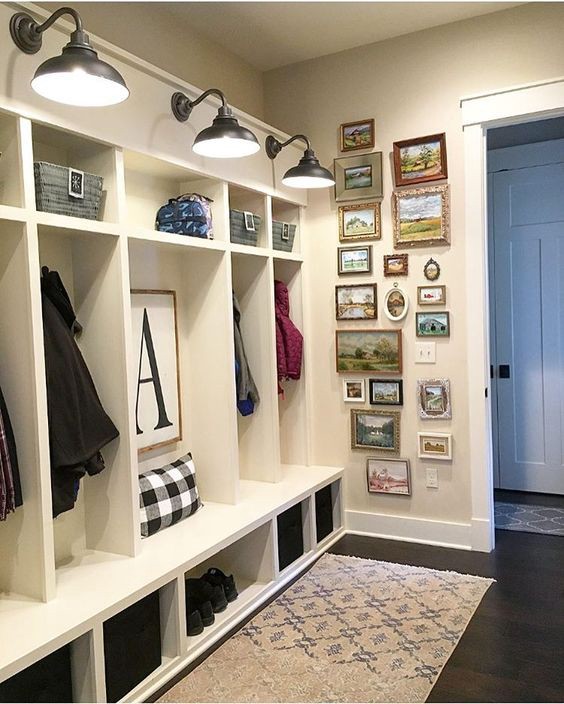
[124,150,228,239]
[0,640,75,703]
[103,582,179,703]
[37,225,136,570]
[128,240,239,508]
[0,111,23,208]
[271,197,301,254]
[273,259,308,466]
[228,184,268,249]
[277,497,312,572]
[183,521,275,643]
[0,220,53,602]
[231,252,280,482]
[31,123,120,223]
[315,480,343,544]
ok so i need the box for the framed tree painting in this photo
[131,289,182,453]
[351,409,400,453]
[393,133,448,186]
[336,330,402,373]
[338,202,381,242]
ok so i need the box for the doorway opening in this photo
[487,116,564,538]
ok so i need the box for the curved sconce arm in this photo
[171,88,233,123]
[266,134,313,159]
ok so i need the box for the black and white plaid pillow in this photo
[139,453,202,538]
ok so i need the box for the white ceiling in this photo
[165,2,523,71]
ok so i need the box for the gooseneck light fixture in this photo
[265,134,334,189]
[9,6,129,107]
[171,88,260,159]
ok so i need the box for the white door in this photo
[491,160,564,494]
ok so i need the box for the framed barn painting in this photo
[334,152,383,202]
[338,202,381,242]
[131,289,182,453]
[393,133,448,186]
[340,118,375,152]
[418,432,452,460]
[416,311,450,338]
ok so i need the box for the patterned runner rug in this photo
[495,502,564,536]
[160,553,493,703]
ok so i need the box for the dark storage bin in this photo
[103,590,161,702]
[0,643,73,703]
[277,502,304,571]
[230,209,261,246]
[34,161,103,220]
[315,484,334,543]
[272,220,296,252]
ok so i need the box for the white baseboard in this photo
[345,510,474,550]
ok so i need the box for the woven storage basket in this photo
[272,220,297,252]
[230,209,261,246]
[34,162,104,220]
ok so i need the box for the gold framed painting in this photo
[392,184,450,248]
[338,202,381,242]
[351,409,400,453]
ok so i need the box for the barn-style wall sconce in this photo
[265,134,334,189]
[10,6,129,107]
[171,88,260,159]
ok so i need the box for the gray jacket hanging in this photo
[233,293,259,416]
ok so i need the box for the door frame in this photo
[461,77,564,552]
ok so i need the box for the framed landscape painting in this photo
[418,432,452,460]
[339,202,381,242]
[351,409,400,453]
[338,245,372,275]
[367,458,411,495]
[369,378,403,406]
[340,118,375,152]
[334,152,383,202]
[383,287,409,321]
[417,378,451,419]
[383,254,408,277]
[393,133,448,186]
[343,379,366,403]
[335,283,377,320]
[336,330,402,373]
[392,184,450,248]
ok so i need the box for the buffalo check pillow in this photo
[139,453,202,538]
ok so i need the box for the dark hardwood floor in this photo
[494,488,564,509]
[152,530,564,703]
[330,531,564,703]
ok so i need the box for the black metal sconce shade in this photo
[171,89,260,159]
[10,7,129,107]
[266,134,334,189]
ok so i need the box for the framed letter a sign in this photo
[131,289,182,453]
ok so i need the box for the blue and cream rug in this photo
[160,553,493,703]
[495,502,564,536]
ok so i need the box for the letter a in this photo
[136,308,173,434]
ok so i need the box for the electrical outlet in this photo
[415,342,436,364]
[425,468,439,488]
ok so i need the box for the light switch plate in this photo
[426,468,439,488]
[415,342,436,364]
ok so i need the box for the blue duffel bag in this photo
[155,193,213,238]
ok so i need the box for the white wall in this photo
[37,2,265,119]
[263,3,564,543]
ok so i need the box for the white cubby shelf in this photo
[0,105,342,702]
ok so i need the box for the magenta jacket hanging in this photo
[274,280,303,384]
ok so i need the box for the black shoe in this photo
[210,584,228,613]
[185,577,225,618]
[203,568,239,603]
[187,609,204,636]
[199,599,215,626]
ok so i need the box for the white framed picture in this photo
[343,378,365,403]
[417,432,452,460]
[131,289,182,454]
[383,286,409,321]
